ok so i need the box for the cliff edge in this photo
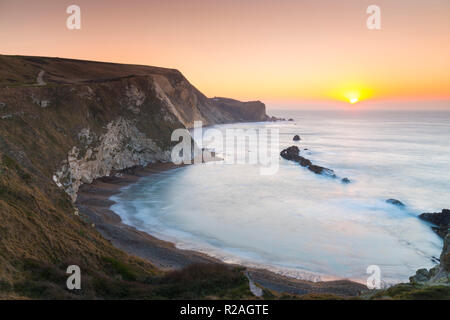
[0,55,270,201]
[0,55,269,299]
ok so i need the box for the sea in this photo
[110,109,450,284]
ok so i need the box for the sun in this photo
[345,91,361,105]
[328,84,373,105]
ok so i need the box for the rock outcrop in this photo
[442,234,450,272]
[408,210,449,285]
[386,199,406,208]
[210,97,270,122]
[280,146,336,178]
[409,234,449,284]
[419,209,450,238]
[53,118,170,201]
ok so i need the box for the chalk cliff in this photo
[0,55,270,201]
[0,55,269,298]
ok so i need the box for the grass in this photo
[151,264,252,299]
[101,256,138,282]
[9,258,252,299]
[371,283,450,300]
[1,154,32,182]
[0,56,256,300]
[1,154,17,169]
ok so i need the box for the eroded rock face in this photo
[419,209,450,238]
[53,118,170,201]
[125,85,146,114]
[48,74,271,202]
[442,234,450,272]
[409,268,431,284]
[210,97,270,122]
[407,208,450,284]
[420,209,450,228]
[410,234,449,284]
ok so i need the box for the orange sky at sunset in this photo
[1,0,449,109]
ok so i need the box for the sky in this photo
[1,0,450,109]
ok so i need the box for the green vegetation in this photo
[150,264,252,299]
[1,154,17,169]
[1,154,32,182]
[7,259,251,299]
[0,152,252,299]
[101,256,138,282]
[371,283,450,300]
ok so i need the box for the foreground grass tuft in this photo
[371,283,450,300]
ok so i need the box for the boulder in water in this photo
[280,146,336,178]
[308,164,335,177]
[280,146,301,161]
[386,199,406,208]
[293,135,301,141]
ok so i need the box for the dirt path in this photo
[36,70,46,86]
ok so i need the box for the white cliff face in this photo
[125,85,146,114]
[152,80,186,126]
[54,117,170,202]
[41,62,268,204]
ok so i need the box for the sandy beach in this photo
[75,162,368,297]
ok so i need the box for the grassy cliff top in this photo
[0,55,183,88]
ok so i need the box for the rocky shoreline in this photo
[419,209,450,239]
[407,210,449,285]
[75,162,368,297]
[279,144,449,291]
